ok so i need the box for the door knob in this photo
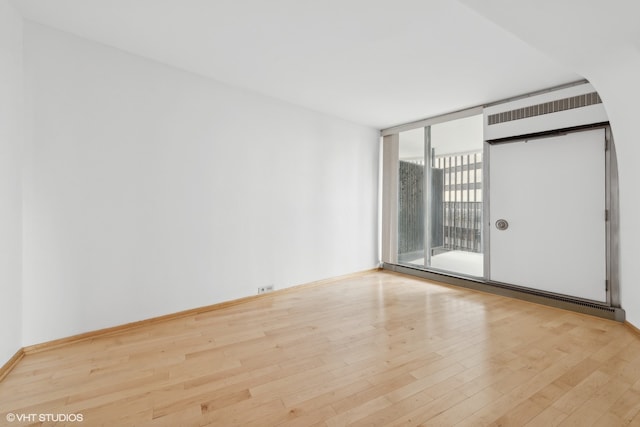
[495,219,509,230]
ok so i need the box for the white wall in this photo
[22,23,379,346]
[0,0,23,365]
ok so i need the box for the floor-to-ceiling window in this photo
[396,114,484,278]
[382,83,622,318]
[397,128,425,267]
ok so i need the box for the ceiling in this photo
[11,0,582,129]
[459,0,640,73]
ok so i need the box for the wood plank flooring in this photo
[2,271,640,426]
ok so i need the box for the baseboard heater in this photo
[383,263,625,322]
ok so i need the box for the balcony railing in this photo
[398,151,483,260]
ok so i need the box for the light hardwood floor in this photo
[2,271,640,426]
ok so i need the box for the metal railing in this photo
[436,152,482,254]
[398,151,483,259]
[443,201,482,253]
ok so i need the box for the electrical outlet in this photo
[258,285,274,294]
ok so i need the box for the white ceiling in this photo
[459,0,640,74]
[11,0,582,129]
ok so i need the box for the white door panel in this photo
[489,128,606,302]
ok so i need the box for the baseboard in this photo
[625,321,640,337]
[22,267,380,356]
[0,348,25,382]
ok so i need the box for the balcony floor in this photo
[405,250,484,278]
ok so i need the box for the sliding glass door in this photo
[396,114,484,278]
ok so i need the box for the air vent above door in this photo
[487,92,602,125]
[483,83,608,141]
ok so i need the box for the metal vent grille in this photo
[486,280,616,313]
[488,92,602,126]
